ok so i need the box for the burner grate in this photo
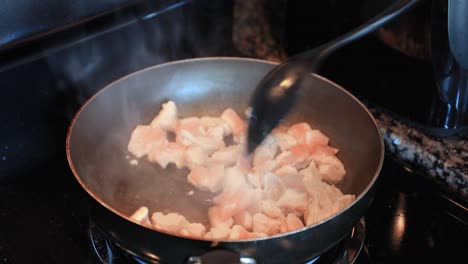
[89,218,366,264]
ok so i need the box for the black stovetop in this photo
[0,1,466,263]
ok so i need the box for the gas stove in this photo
[88,218,365,264]
[0,1,466,263]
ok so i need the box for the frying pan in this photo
[66,57,384,263]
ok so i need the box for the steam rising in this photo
[61,1,236,219]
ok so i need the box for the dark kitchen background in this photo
[0,0,466,263]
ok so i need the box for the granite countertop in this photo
[232,0,467,200]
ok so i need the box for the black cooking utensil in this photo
[247,0,422,153]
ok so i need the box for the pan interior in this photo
[68,58,382,225]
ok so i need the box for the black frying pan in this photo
[66,58,384,263]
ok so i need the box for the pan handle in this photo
[187,249,257,264]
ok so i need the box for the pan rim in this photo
[65,56,385,243]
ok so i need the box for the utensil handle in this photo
[309,0,423,61]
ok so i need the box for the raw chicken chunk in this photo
[233,211,253,231]
[272,131,297,151]
[180,223,206,238]
[282,213,305,233]
[253,136,279,168]
[252,213,282,235]
[287,122,313,144]
[275,144,312,170]
[212,188,255,220]
[223,165,248,189]
[208,206,234,228]
[151,212,189,234]
[128,102,355,240]
[305,129,329,146]
[261,200,284,219]
[262,172,286,201]
[185,146,210,168]
[128,125,168,158]
[221,108,246,141]
[205,225,231,240]
[187,164,224,192]
[276,189,308,217]
[229,225,267,240]
[130,206,151,226]
[148,142,185,169]
[150,101,178,131]
[200,116,232,136]
[274,165,298,177]
[318,163,346,184]
[211,145,240,166]
[178,129,224,154]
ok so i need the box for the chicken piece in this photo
[280,220,288,233]
[287,122,313,144]
[305,129,330,146]
[246,172,263,189]
[187,164,225,192]
[234,132,247,144]
[178,117,205,136]
[274,165,304,190]
[221,108,246,139]
[128,125,168,158]
[246,188,264,214]
[180,223,206,238]
[176,117,205,146]
[200,116,232,136]
[252,213,282,235]
[178,130,224,154]
[303,183,346,226]
[130,207,151,226]
[311,145,339,156]
[331,194,355,213]
[250,152,280,186]
[309,149,346,184]
[208,206,234,228]
[303,193,337,226]
[211,145,240,166]
[229,225,267,240]
[253,136,279,168]
[261,200,284,219]
[185,146,210,168]
[148,142,185,169]
[272,131,297,151]
[262,172,286,201]
[275,144,313,170]
[318,163,346,184]
[229,225,251,240]
[283,213,305,232]
[151,212,188,234]
[206,126,225,143]
[150,101,178,131]
[253,159,279,177]
[213,188,255,220]
[301,161,329,196]
[205,225,232,240]
[276,189,308,217]
[223,165,248,189]
[274,165,298,177]
[233,211,253,231]
[236,155,252,174]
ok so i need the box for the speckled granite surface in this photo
[232,0,468,200]
[367,104,468,199]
